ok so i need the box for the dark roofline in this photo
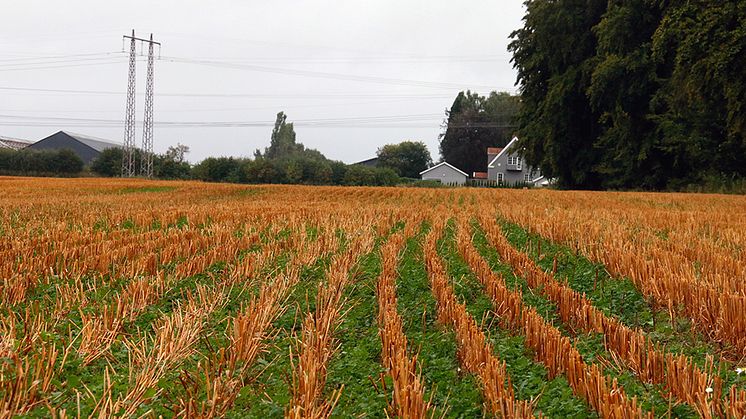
[352,157,378,165]
[61,131,121,150]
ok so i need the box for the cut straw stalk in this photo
[176,226,338,417]
[493,197,746,356]
[423,224,536,418]
[91,284,226,417]
[377,233,433,418]
[0,342,58,416]
[476,215,746,418]
[441,220,650,419]
[287,230,374,418]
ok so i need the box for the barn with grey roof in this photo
[26,131,121,164]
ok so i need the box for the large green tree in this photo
[258,112,326,161]
[376,141,432,178]
[510,0,746,189]
[651,0,746,186]
[509,0,607,189]
[439,91,520,175]
[588,0,665,188]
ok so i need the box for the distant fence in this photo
[406,178,535,189]
[466,179,533,189]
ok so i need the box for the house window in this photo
[508,156,522,168]
[497,173,504,185]
[524,173,531,182]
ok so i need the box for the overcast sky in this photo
[1,1,526,163]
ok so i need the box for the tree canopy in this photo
[257,112,326,161]
[439,91,520,175]
[510,0,746,189]
[376,141,432,178]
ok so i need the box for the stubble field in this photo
[1,176,745,418]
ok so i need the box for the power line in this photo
[0,58,132,72]
[0,121,515,129]
[0,52,514,91]
[150,54,510,65]
[0,97,445,114]
[0,85,453,99]
[0,112,515,129]
[0,51,120,64]
[161,56,505,91]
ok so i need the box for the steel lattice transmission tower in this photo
[140,34,156,178]
[121,30,137,177]
[121,30,160,178]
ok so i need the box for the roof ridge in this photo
[61,130,121,145]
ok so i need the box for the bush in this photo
[90,148,123,177]
[244,158,282,184]
[373,167,399,186]
[0,148,84,175]
[330,161,348,184]
[192,157,245,182]
[187,156,400,187]
[342,165,377,186]
[154,157,191,180]
[341,165,399,186]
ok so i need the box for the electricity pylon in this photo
[121,30,160,178]
[121,30,137,177]
[140,34,157,178]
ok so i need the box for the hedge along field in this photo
[0,176,745,418]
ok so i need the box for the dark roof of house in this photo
[487,147,502,155]
[60,131,121,152]
[0,136,32,150]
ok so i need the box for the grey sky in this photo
[1,1,525,163]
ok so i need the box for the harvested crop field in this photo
[1,177,745,418]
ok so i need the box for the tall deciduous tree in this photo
[165,143,190,163]
[376,141,432,178]
[439,91,520,175]
[257,112,327,161]
[262,112,304,159]
[509,0,607,189]
[510,0,746,189]
[651,0,746,185]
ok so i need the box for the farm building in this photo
[352,157,379,168]
[419,161,468,185]
[0,136,32,150]
[26,131,121,164]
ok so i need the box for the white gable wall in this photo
[421,163,467,185]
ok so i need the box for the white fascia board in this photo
[419,161,469,177]
[487,136,519,169]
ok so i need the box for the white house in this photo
[486,136,544,186]
[419,161,468,185]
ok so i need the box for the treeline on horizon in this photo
[89,112,408,187]
[1,112,432,187]
[510,0,746,190]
